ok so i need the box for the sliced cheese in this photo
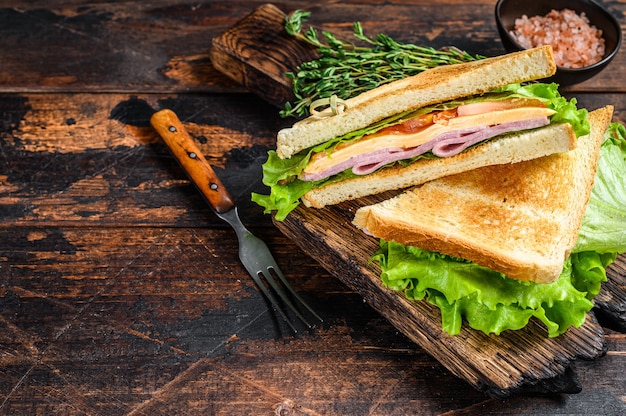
[303,107,556,176]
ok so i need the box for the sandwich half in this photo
[253,46,590,220]
[353,106,612,283]
[352,106,614,336]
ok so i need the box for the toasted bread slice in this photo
[277,46,556,159]
[352,106,613,284]
[301,121,576,208]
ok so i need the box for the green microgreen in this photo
[281,10,485,118]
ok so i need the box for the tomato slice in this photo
[374,109,457,136]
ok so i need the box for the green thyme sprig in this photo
[281,10,485,118]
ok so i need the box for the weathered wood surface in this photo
[1,1,625,415]
[211,3,318,108]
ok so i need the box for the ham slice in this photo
[300,117,550,181]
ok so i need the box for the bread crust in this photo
[277,45,556,158]
[352,106,613,284]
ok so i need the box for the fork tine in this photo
[248,270,299,333]
[268,263,324,323]
[260,267,313,329]
[227,209,322,332]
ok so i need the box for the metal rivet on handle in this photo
[168,125,177,132]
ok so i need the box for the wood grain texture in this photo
[210,3,319,108]
[1,1,625,414]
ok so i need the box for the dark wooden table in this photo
[1,1,624,415]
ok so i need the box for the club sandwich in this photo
[253,45,590,220]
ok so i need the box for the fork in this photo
[150,109,322,332]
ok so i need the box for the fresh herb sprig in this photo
[281,10,485,118]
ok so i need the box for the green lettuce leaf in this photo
[372,241,600,337]
[253,83,589,220]
[250,150,360,221]
[574,122,626,253]
[250,151,314,220]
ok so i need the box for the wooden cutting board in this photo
[276,195,607,397]
[211,3,624,397]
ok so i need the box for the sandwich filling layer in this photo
[301,102,555,181]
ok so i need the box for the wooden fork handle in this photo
[150,109,235,213]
